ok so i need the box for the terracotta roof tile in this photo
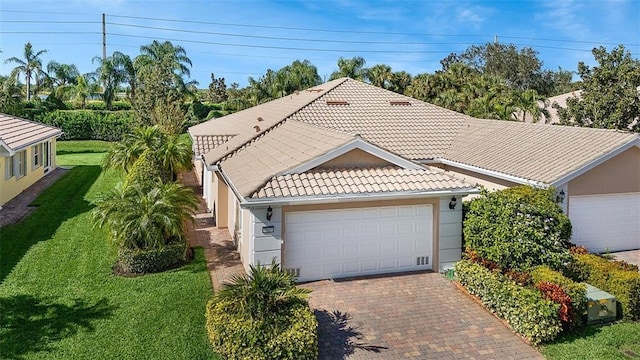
[0,113,62,151]
[193,135,234,155]
[253,166,473,199]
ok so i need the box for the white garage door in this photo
[569,193,640,253]
[285,204,433,282]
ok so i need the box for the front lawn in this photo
[0,141,218,359]
[542,322,640,360]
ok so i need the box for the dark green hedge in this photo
[206,298,318,359]
[38,110,134,141]
[455,260,562,345]
[565,253,640,320]
[116,242,186,274]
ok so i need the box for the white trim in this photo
[284,137,424,174]
[0,139,14,156]
[424,158,547,188]
[240,187,479,207]
[551,138,640,187]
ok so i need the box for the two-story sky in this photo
[1,0,638,87]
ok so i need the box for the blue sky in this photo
[1,0,638,88]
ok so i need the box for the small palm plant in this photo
[92,181,198,250]
[216,261,311,321]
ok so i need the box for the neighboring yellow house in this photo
[0,113,62,208]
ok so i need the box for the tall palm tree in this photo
[135,40,192,81]
[92,181,198,250]
[5,42,48,101]
[329,56,368,81]
[46,61,80,99]
[368,64,392,89]
[93,56,124,110]
[112,51,136,101]
[389,71,412,94]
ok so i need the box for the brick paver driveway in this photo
[305,271,544,360]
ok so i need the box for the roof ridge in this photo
[207,78,350,165]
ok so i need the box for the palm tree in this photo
[5,42,48,101]
[92,181,198,250]
[72,74,91,108]
[389,71,412,94]
[329,56,368,81]
[216,261,311,321]
[368,64,392,89]
[112,51,136,101]
[93,56,124,110]
[513,89,551,122]
[46,61,80,99]
[0,75,24,115]
[135,40,192,83]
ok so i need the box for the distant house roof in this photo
[189,78,639,199]
[0,113,62,155]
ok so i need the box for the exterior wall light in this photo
[449,196,457,210]
[266,206,273,221]
[556,189,566,204]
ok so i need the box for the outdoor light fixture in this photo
[266,206,273,221]
[449,196,457,210]
[557,189,566,204]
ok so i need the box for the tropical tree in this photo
[92,181,198,250]
[556,45,640,132]
[389,71,412,94]
[113,51,136,101]
[276,59,322,94]
[329,56,368,80]
[216,261,311,321]
[368,64,392,89]
[72,74,91,108]
[93,55,124,110]
[5,42,48,101]
[0,75,24,115]
[135,40,192,90]
[513,89,550,122]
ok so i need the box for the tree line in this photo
[1,41,638,132]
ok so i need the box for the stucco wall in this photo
[569,147,640,196]
[215,172,228,228]
[314,148,394,169]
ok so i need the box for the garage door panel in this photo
[285,204,433,281]
[569,193,640,253]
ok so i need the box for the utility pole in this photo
[494,34,498,44]
[102,13,107,60]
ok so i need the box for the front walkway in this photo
[0,168,69,228]
[180,170,245,291]
[612,249,640,268]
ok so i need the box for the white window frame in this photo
[43,141,52,169]
[16,150,27,178]
[32,143,42,170]
[5,156,15,179]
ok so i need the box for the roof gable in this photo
[0,113,62,153]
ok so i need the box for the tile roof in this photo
[193,135,234,155]
[290,79,470,159]
[0,113,62,152]
[219,120,354,197]
[253,166,474,199]
[445,118,638,184]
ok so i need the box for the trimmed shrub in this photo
[455,260,562,345]
[125,149,170,187]
[116,241,186,274]
[536,282,575,329]
[565,253,640,320]
[531,265,587,327]
[38,110,133,141]
[206,298,318,359]
[464,186,572,271]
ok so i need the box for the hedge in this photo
[455,260,562,345]
[116,242,186,274]
[530,265,587,327]
[565,253,640,320]
[38,110,134,141]
[206,298,318,359]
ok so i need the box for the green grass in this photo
[0,142,218,359]
[542,322,640,359]
[57,140,113,154]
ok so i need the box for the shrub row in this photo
[530,265,587,327]
[455,260,562,345]
[64,100,132,111]
[565,253,640,320]
[116,242,186,274]
[206,298,318,359]
[38,110,134,141]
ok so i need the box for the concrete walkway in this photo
[612,249,640,268]
[0,168,69,228]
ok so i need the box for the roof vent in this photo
[254,125,261,133]
[326,100,349,106]
[390,101,411,106]
[307,89,323,93]
[257,116,264,122]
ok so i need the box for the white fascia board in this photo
[284,137,423,175]
[424,158,548,188]
[216,164,246,204]
[550,137,640,188]
[0,139,14,156]
[11,133,63,153]
[240,187,480,208]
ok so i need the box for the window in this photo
[32,144,42,170]
[16,150,27,178]
[43,141,51,168]
[5,156,14,179]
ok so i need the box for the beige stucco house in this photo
[189,78,640,282]
[0,113,62,209]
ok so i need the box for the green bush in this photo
[566,254,640,320]
[206,298,318,360]
[116,241,186,274]
[531,266,587,326]
[463,186,572,271]
[125,149,170,187]
[38,110,133,141]
[455,260,562,344]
